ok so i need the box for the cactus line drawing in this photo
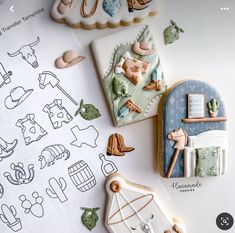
[46,177,68,203]
[19,191,44,218]
[0,204,22,232]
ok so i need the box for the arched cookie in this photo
[157,80,227,178]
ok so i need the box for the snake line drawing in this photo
[0,183,4,198]
[70,125,99,148]
[43,99,73,129]
[46,177,68,203]
[38,71,78,106]
[38,144,71,169]
[4,162,35,185]
[19,192,44,218]
[7,36,40,69]
[0,62,12,88]
[0,204,22,232]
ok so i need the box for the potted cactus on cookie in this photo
[207,98,219,118]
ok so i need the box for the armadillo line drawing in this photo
[7,37,40,69]
[38,71,78,106]
[0,62,12,88]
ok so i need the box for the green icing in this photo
[104,26,167,126]
[81,207,99,231]
[164,20,184,45]
[75,99,101,121]
[112,76,131,100]
[195,146,220,177]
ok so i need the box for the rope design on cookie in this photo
[80,0,99,18]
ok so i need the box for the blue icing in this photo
[162,80,226,177]
[118,106,130,117]
[102,0,121,17]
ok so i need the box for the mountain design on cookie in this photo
[51,0,158,29]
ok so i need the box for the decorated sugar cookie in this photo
[157,80,227,178]
[51,0,158,29]
[92,25,167,126]
[105,173,186,233]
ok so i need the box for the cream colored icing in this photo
[51,0,158,27]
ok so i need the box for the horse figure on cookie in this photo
[166,128,188,178]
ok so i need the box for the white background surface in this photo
[0,0,235,233]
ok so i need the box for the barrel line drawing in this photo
[68,160,96,192]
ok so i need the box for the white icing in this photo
[184,130,227,177]
[105,174,187,233]
[51,0,158,27]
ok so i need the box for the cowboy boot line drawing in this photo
[0,138,18,161]
[107,133,135,156]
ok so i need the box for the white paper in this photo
[0,1,168,233]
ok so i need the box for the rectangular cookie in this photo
[91,25,166,126]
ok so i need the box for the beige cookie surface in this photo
[105,173,187,233]
[51,0,158,30]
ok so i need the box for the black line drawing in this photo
[19,192,44,218]
[0,183,4,199]
[4,86,33,110]
[99,153,118,177]
[38,71,78,106]
[4,162,35,185]
[16,114,47,146]
[0,138,18,161]
[46,177,68,203]
[7,36,40,69]
[43,99,73,129]
[70,125,99,148]
[68,160,96,192]
[38,144,70,169]
[0,62,12,88]
[0,204,22,232]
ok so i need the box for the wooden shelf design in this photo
[182,117,227,123]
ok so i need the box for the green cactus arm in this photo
[207,102,212,110]
[0,214,8,223]
[59,177,67,191]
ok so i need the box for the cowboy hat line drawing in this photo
[4,86,33,110]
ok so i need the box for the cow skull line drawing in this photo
[7,37,40,69]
